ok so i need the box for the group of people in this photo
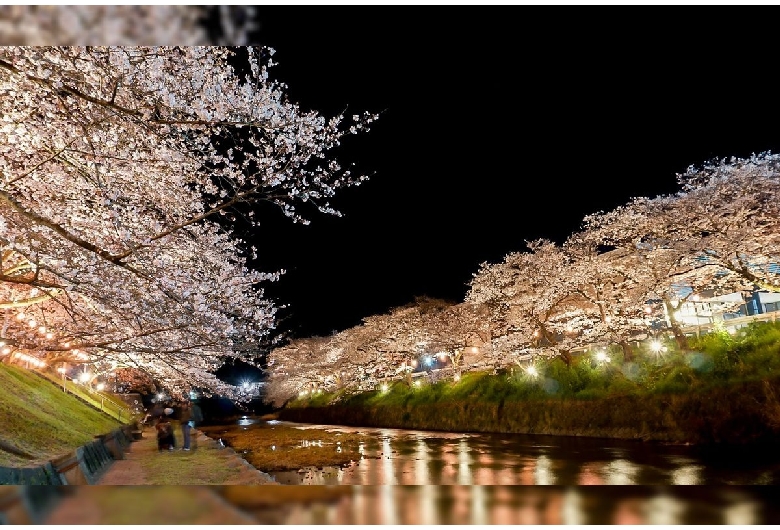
[145,399,203,452]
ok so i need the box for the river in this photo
[209,418,780,524]
[230,418,780,486]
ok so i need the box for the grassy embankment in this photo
[281,321,780,444]
[0,364,129,467]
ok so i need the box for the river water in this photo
[210,418,780,524]
[233,418,780,486]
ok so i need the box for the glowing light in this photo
[45,332,54,340]
[644,306,653,314]
[28,319,36,328]
[533,330,540,338]
[453,373,461,382]
[424,356,432,366]
[16,313,25,321]
[38,326,46,333]
[271,445,276,451]
[413,380,421,387]
[57,367,66,374]
[63,342,70,348]
[381,383,389,393]
[2,347,11,355]
[157,393,164,400]
[526,366,538,377]
[79,372,91,383]
[13,351,46,367]
[595,351,610,363]
[605,316,612,324]
[650,340,663,353]
[96,383,105,391]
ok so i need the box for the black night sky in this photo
[226,8,780,342]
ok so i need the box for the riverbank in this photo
[279,376,780,445]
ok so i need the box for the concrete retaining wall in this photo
[0,426,134,486]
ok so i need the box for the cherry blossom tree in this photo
[578,152,780,350]
[417,301,487,376]
[665,153,780,293]
[468,240,584,367]
[0,46,377,397]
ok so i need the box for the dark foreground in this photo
[4,484,780,524]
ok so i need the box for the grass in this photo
[137,436,254,485]
[34,369,134,423]
[199,423,370,472]
[0,364,123,467]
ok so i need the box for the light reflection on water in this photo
[220,485,777,524]
[237,416,255,427]
[31,485,780,525]
[259,420,780,487]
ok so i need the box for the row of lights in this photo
[12,351,46,368]
[4,310,91,369]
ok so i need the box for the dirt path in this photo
[94,424,277,485]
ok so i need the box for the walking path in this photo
[96,424,276,485]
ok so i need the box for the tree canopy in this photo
[0,46,376,397]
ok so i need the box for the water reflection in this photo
[237,415,256,427]
[27,485,780,525]
[458,438,470,485]
[266,421,780,486]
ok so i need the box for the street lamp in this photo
[96,383,105,410]
[58,364,67,393]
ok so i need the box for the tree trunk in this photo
[663,298,689,351]
[619,340,635,362]
[557,349,572,367]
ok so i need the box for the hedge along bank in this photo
[280,375,780,445]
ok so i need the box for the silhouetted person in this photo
[179,401,192,451]
[155,409,175,451]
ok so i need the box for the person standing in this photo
[179,400,192,451]
[155,411,175,451]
